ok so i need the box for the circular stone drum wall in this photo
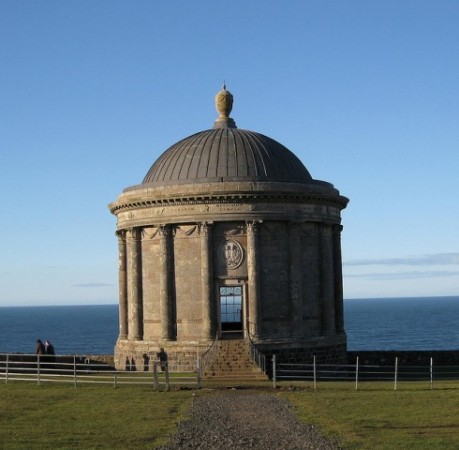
[109,87,349,371]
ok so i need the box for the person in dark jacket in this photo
[36,339,45,355]
[157,348,168,371]
[45,340,55,356]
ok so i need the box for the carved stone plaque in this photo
[222,240,244,269]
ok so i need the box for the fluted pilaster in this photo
[333,225,345,333]
[117,230,128,339]
[201,222,215,339]
[247,221,261,338]
[289,222,303,336]
[127,228,143,340]
[159,225,175,340]
[320,224,335,335]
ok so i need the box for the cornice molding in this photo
[109,192,348,215]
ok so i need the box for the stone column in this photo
[243,282,249,338]
[127,228,143,340]
[333,225,345,333]
[247,221,261,339]
[320,224,335,335]
[289,222,303,337]
[117,230,128,339]
[159,225,175,340]
[201,222,215,340]
[301,223,321,333]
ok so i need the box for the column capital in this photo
[246,220,262,232]
[319,223,333,236]
[126,227,142,241]
[333,224,344,234]
[159,224,173,238]
[199,221,214,234]
[116,229,127,240]
[299,222,320,236]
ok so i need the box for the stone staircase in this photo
[202,338,268,381]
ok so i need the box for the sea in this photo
[0,296,458,355]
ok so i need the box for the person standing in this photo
[36,339,45,355]
[45,340,56,366]
[157,348,168,372]
[45,340,55,356]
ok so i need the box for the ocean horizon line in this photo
[0,294,458,308]
[0,296,457,353]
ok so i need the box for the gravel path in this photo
[158,390,341,450]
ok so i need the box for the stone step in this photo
[201,338,268,380]
[207,361,259,367]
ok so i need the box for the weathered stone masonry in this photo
[109,86,349,370]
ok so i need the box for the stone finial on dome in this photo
[214,84,237,129]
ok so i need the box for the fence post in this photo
[37,354,41,386]
[394,357,398,391]
[430,357,433,390]
[313,355,317,390]
[196,355,201,389]
[355,356,359,390]
[114,371,117,389]
[5,354,9,384]
[272,354,276,389]
[153,362,158,390]
[165,363,170,391]
[73,356,77,388]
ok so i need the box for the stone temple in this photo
[109,86,349,371]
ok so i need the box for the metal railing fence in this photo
[249,343,266,374]
[4,353,458,390]
[0,354,199,390]
[272,355,459,390]
[197,332,219,376]
[247,333,267,374]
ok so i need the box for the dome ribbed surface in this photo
[142,128,312,185]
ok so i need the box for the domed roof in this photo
[142,86,313,186]
[143,128,312,186]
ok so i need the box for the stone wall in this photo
[259,222,290,336]
[258,334,348,365]
[174,227,203,339]
[85,354,115,367]
[91,350,459,373]
[114,339,213,372]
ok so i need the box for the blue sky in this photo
[1,1,458,306]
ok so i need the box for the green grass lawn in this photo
[0,383,193,449]
[1,381,458,449]
[281,381,459,450]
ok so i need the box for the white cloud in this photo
[345,270,459,280]
[344,253,459,267]
[74,283,113,288]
